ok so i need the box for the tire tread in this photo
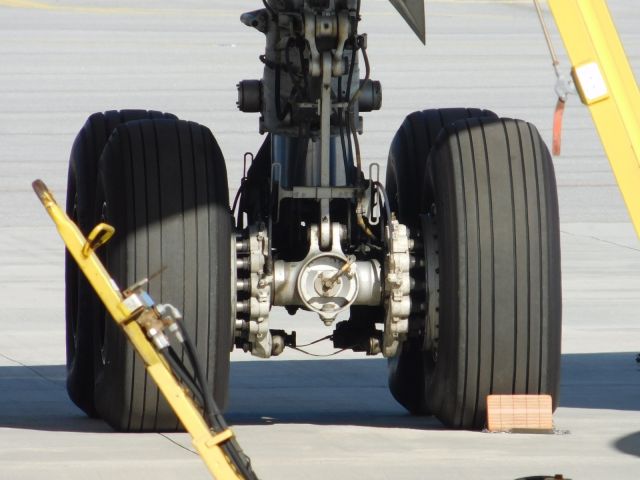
[426,117,561,428]
[65,110,176,417]
[385,108,498,416]
[94,118,231,431]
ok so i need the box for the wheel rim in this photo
[420,207,440,362]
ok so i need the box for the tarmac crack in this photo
[158,433,198,455]
[0,352,65,389]
[561,230,640,254]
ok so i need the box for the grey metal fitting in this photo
[236,301,250,313]
[273,224,383,325]
[358,79,383,112]
[237,80,263,113]
[240,9,269,34]
[236,257,251,270]
[236,279,250,291]
[236,237,250,253]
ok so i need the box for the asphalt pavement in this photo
[0,1,639,479]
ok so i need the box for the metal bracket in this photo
[304,12,322,77]
[82,223,115,257]
[278,186,361,200]
[333,11,351,76]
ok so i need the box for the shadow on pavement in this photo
[614,431,640,458]
[226,358,441,429]
[559,352,639,411]
[0,352,637,432]
[0,364,109,433]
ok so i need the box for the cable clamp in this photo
[204,429,234,448]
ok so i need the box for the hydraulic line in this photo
[348,40,375,239]
[176,318,258,480]
[160,347,205,408]
[337,76,350,180]
[346,39,370,184]
[373,181,393,227]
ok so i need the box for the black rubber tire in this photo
[385,108,497,415]
[93,118,232,432]
[425,117,562,429]
[386,108,497,229]
[65,110,176,416]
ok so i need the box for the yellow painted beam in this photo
[548,0,640,239]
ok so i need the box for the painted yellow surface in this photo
[549,0,640,239]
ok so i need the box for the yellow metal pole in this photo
[548,0,640,239]
[33,180,244,480]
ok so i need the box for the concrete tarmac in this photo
[0,1,639,479]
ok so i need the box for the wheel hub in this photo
[298,252,359,325]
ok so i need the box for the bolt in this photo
[236,239,249,252]
[411,302,426,314]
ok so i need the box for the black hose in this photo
[160,347,205,408]
[232,180,246,218]
[161,346,258,477]
[176,319,259,480]
[337,76,350,181]
[347,38,371,189]
[345,42,357,182]
[373,181,393,225]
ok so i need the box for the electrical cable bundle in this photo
[159,319,259,480]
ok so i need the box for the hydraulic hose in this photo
[176,319,259,480]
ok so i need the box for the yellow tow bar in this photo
[33,179,246,480]
[549,0,640,239]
